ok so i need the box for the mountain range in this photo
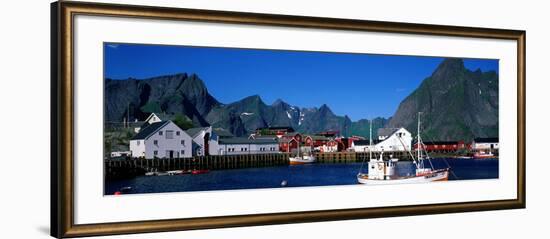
[105,58,498,141]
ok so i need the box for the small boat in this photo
[289,155,316,165]
[357,113,450,185]
[455,156,473,159]
[289,143,316,165]
[473,151,496,159]
[114,186,133,195]
[166,170,183,175]
[191,169,210,175]
[120,186,132,193]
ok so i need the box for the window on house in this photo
[176,131,180,136]
[181,150,185,155]
[154,150,158,156]
[154,140,158,145]
[181,140,185,146]
[159,131,163,136]
[166,130,174,139]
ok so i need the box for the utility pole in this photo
[127,102,130,129]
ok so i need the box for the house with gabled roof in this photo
[352,127,412,152]
[129,120,192,159]
[186,126,213,156]
[134,112,171,133]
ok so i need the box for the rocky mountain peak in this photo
[272,98,287,106]
[318,104,335,116]
[431,58,465,81]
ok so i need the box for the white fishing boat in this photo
[473,151,496,159]
[289,143,316,165]
[357,113,450,185]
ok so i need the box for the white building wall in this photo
[250,143,279,154]
[352,144,374,153]
[141,121,193,159]
[316,144,338,152]
[146,113,162,124]
[208,139,220,156]
[191,127,213,156]
[352,128,412,152]
[129,139,146,158]
[474,142,499,150]
[215,143,279,155]
[375,128,412,152]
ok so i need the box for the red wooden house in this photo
[278,132,302,152]
[414,140,468,153]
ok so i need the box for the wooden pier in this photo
[105,153,290,179]
[314,151,413,164]
[104,151,414,179]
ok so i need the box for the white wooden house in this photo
[211,137,279,156]
[352,127,412,152]
[472,137,499,151]
[134,113,164,133]
[129,120,192,159]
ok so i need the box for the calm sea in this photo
[104,158,498,195]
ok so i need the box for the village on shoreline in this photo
[107,112,499,162]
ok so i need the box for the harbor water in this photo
[105,158,498,195]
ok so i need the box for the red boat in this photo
[191,169,210,175]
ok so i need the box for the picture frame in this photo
[51,1,526,238]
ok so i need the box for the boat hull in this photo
[474,155,498,159]
[357,169,449,185]
[289,156,316,165]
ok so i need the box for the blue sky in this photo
[104,43,498,120]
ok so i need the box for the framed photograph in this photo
[51,1,525,238]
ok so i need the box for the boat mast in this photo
[369,119,373,160]
[417,112,421,161]
[297,136,300,157]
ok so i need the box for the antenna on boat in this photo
[369,118,373,160]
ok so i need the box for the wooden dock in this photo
[105,153,290,179]
[104,151,414,179]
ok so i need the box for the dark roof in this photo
[131,121,170,140]
[474,137,498,143]
[315,131,339,136]
[213,128,234,138]
[308,135,332,141]
[186,127,209,138]
[377,128,400,137]
[423,141,459,145]
[256,126,295,131]
[251,135,278,140]
[353,139,381,146]
[283,132,301,137]
[278,137,297,143]
[219,137,278,145]
[140,121,151,129]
